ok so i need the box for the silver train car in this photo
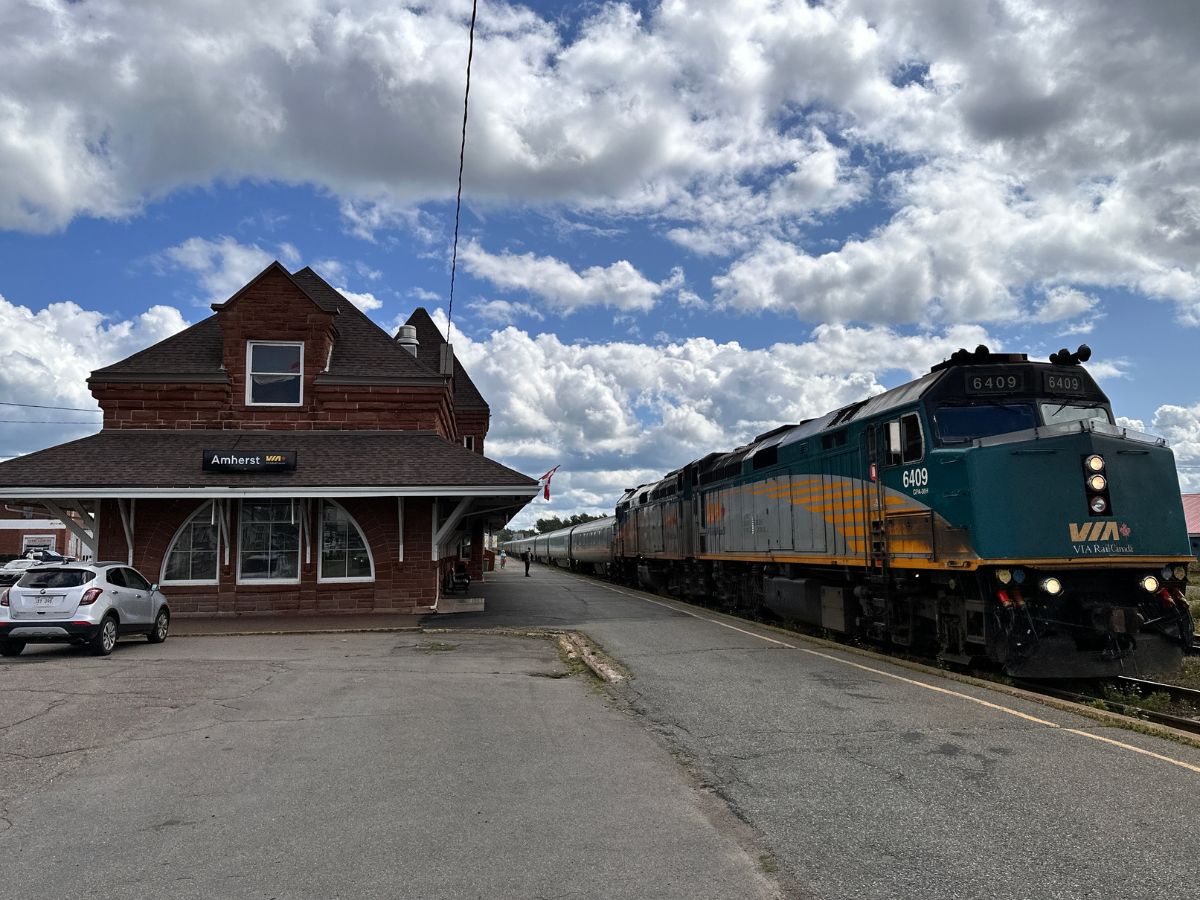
[503,516,616,573]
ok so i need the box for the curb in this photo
[560,631,625,683]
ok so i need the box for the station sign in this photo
[202,450,297,473]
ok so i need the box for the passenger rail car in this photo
[507,347,1194,678]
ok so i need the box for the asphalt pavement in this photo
[0,631,778,900]
[428,563,1200,900]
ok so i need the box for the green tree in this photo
[535,512,605,533]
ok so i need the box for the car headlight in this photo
[1140,575,1160,593]
[1172,566,1187,581]
[1040,577,1063,595]
[996,569,1012,585]
[1085,454,1105,472]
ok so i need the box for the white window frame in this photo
[245,340,304,407]
[317,500,375,584]
[236,499,302,585]
[462,435,475,451]
[161,502,221,586]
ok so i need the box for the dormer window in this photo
[246,341,303,406]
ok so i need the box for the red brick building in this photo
[0,263,536,614]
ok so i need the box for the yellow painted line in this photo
[571,572,1200,776]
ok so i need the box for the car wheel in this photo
[147,609,169,644]
[90,615,119,656]
[0,638,26,657]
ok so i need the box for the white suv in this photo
[0,563,170,657]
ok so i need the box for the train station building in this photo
[0,262,537,614]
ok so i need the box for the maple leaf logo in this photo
[1119,523,1132,538]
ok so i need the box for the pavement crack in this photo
[0,697,68,732]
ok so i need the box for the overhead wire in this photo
[445,0,479,345]
[0,400,101,413]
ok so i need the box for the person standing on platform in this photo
[499,549,507,569]
[522,548,531,576]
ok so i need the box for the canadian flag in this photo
[538,465,560,500]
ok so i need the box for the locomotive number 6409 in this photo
[902,467,929,489]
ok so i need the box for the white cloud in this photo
[6,1,1200,328]
[162,237,382,311]
[461,241,674,313]
[158,235,307,303]
[0,291,188,457]
[333,287,383,312]
[1146,402,1200,490]
[468,298,544,325]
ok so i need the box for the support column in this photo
[467,519,484,580]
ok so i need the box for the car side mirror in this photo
[150,583,159,592]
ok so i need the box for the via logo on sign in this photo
[1068,521,1131,542]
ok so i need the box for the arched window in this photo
[318,501,374,582]
[162,502,220,585]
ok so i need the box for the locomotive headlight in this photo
[1085,454,1105,473]
[1173,566,1187,581]
[1087,474,1107,492]
[1140,575,1160,593]
[1161,566,1173,581]
[996,568,1012,585]
[1040,577,1063,595]
[1089,496,1108,514]
[1012,568,1026,584]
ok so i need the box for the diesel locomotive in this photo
[507,346,1195,678]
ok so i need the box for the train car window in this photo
[820,429,848,450]
[935,403,1037,443]
[1039,402,1112,428]
[752,446,778,470]
[901,414,923,463]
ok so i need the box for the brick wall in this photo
[97,496,440,615]
[455,408,490,455]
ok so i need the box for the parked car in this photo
[0,563,170,657]
[22,549,74,564]
[0,558,43,587]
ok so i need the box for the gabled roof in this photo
[290,268,438,382]
[404,307,489,411]
[210,260,341,314]
[90,316,226,380]
[91,263,444,385]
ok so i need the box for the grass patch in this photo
[758,853,779,875]
[1100,684,1174,713]
[1166,657,1200,691]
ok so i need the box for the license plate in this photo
[34,596,55,606]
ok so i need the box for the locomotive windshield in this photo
[934,403,1037,443]
[1039,401,1112,427]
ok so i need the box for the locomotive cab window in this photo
[885,414,923,465]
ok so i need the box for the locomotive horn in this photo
[1076,344,1092,362]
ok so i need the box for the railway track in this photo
[1013,676,1200,737]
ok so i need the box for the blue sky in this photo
[3,0,1200,527]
